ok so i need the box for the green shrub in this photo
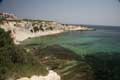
[0,28,13,48]
[0,28,47,79]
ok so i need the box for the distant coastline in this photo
[0,12,94,44]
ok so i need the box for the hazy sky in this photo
[0,0,120,26]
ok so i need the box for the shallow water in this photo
[22,26,120,55]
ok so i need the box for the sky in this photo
[0,0,120,26]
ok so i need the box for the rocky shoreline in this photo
[0,13,94,44]
[0,20,94,44]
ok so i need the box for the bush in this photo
[0,28,13,48]
[0,28,47,79]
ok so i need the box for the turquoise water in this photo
[22,26,120,55]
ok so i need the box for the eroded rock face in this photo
[0,20,64,44]
[17,70,61,80]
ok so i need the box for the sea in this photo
[22,25,120,80]
[22,25,120,56]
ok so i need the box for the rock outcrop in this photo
[16,70,61,80]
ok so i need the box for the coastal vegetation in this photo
[0,28,48,80]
